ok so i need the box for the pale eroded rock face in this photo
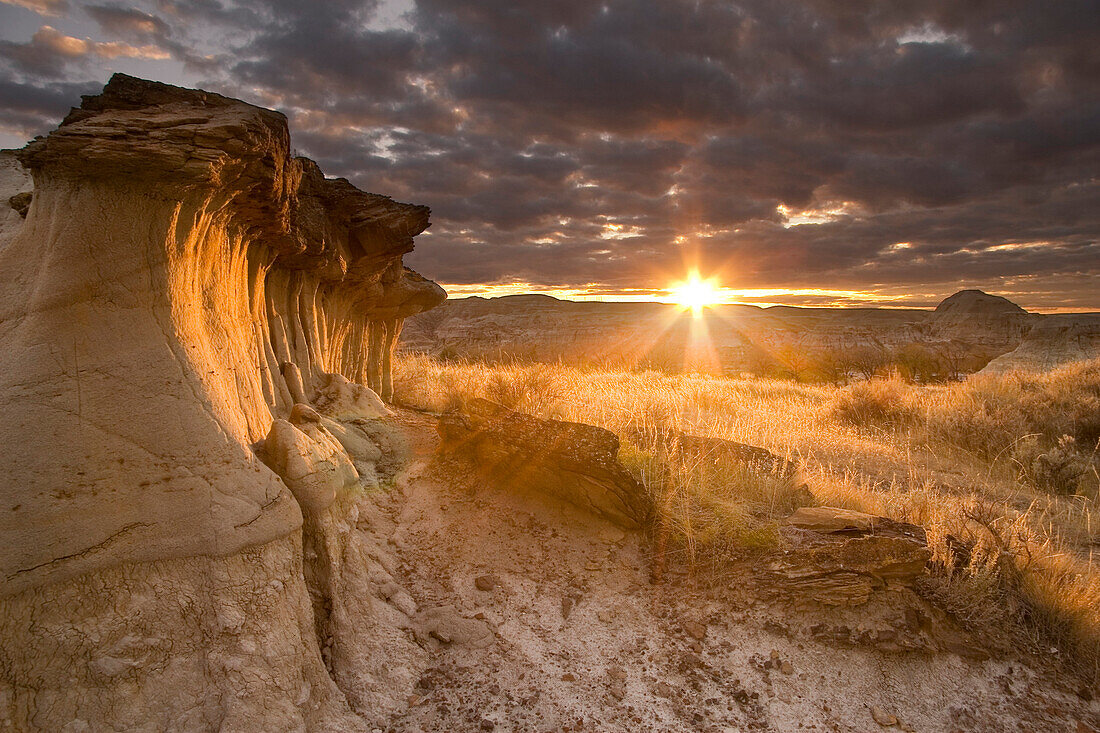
[0,151,32,241]
[980,315,1100,374]
[262,404,360,515]
[0,75,443,731]
[0,73,443,594]
[929,289,1035,348]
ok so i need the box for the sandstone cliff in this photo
[0,75,444,730]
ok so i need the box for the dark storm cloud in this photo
[0,0,1097,307]
[85,4,170,37]
[0,77,96,137]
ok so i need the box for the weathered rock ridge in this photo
[981,314,1100,374]
[0,75,444,730]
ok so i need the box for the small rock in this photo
[654,681,675,698]
[599,526,627,543]
[474,574,498,592]
[561,596,576,619]
[786,506,876,533]
[561,673,577,682]
[479,720,495,731]
[417,606,493,648]
[609,679,626,700]
[780,661,794,675]
[870,706,898,727]
[597,609,614,623]
[682,620,707,640]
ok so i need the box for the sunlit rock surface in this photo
[0,74,443,731]
[0,73,442,593]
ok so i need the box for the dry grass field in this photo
[394,353,1100,683]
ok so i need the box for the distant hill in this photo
[933,289,1028,318]
[403,289,1100,378]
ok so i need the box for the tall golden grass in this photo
[394,353,1100,682]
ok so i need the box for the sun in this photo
[670,272,721,315]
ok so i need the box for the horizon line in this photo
[437,285,1100,315]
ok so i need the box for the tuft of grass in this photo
[484,365,560,415]
[827,373,921,430]
[619,434,809,571]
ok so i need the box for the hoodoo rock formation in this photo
[0,75,443,730]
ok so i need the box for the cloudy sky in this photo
[1,0,1097,310]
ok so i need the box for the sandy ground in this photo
[353,410,1099,732]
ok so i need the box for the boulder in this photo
[787,506,927,541]
[314,372,391,421]
[769,535,930,606]
[261,405,359,514]
[437,399,653,528]
[416,606,494,648]
[638,430,797,479]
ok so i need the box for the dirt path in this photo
[353,410,1098,732]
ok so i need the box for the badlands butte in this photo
[0,75,1098,733]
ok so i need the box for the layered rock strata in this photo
[0,75,443,730]
[772,507,931,606]
[980,315,1100,374]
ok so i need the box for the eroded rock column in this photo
[381,317,403,403]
